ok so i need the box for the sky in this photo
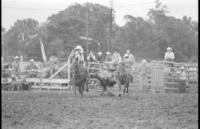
[2,0,198,30]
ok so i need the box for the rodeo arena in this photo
[2,1,198,129]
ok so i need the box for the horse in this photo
[115,63,133,96]
[70,60,89,95]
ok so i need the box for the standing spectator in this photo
[177,66,187,93]
[112,49,122,70]
[104,51,113,70]
[164,47,175,61]
[164,47,175,76]
[11,56,20,79]
[105,51,112,62]
[123,50,136,68]
[139,59,151,92]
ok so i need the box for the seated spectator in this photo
[96,51,103,63]
[26,59,38,77]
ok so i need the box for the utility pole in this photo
[86,13,89,57]
[109,0,114,52]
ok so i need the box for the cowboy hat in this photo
[142,59,147,63]
[30,59,34,62]
[74,45,82,50]
[106,51,111,55]
[167,47,172,50]
[97,51,102,55]
[14,56,19,60]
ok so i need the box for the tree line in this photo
[2,0,198,62]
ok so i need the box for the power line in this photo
[115,1,155,8]
[2,2,155,11]
[2,6,63,11]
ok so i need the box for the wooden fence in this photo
[87,61,198,93]
[149,61,198,93]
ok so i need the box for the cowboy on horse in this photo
[69,45,88,95]
[69,45,85,65]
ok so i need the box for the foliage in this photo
[2,2,198,62]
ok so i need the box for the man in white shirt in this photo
[123,50,135,67]
[164,47,175,61]
[87,51,96,62]
[177,66,187,93]
[139,59,151,92]
[112,49,122,70]
[11,56,20,79]
[104,51,113,70]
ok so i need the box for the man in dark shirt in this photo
[26,59,38,77]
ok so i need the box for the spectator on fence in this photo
[164,47,175,76]
[87,51,97,74]
[139,59,151,92]
[123,50,136,68]
[104,51,114,70]
[112,49,122,70]
[105,51,112,62]
[26,59,38,77]
[87,51,96,62]
[177,66,187,93]
[11,56,20,79]
[96,51,103,63]
[164,47,175,61]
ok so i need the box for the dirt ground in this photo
[2,89,198,129]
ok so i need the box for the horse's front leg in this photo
[74,85,77,96]
[85,80,89,92]
[123,85,126,96]
[126,82,129,96]
[77,84,83,96]
[118,81,122,97]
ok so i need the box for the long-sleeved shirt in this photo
[87,52,96,62]
[12,61,20,75]
[26,64,38,71]
[97,55,104,62]
[105,54,112,62]
[179,71,187,80]
[69,50,84,63]
[112,52,122,64]
[123,53,135,65]
[164,52,175,61]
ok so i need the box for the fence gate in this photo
[150,61,164,93]
[87,62,102,90]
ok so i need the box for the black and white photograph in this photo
[2,0,198,129]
